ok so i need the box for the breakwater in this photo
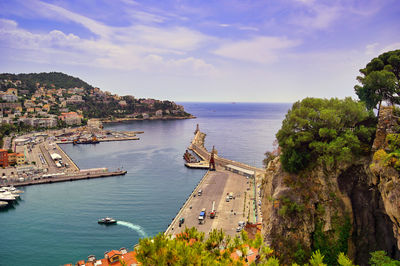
[190,130,265,175]
[9,170,127,187]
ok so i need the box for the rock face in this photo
[338,164,400,264]
[261,106,400,265]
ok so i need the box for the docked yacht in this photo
[0,191,20,199]
[0,192,16,202]
[1,186,23,194]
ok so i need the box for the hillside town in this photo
[0,73,192,130]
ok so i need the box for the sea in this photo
[0,102,291,266]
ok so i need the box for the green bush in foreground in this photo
[276,97,376,173]
[131,227,400,265]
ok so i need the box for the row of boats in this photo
[0,185,23,208]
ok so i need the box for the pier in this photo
[9,170,127,187]
[56,136,139,144]
[166,127,265,237]
[189,130,265,175]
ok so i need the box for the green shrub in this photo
[369,250,400,266]
[278,197,304,217]
[277,97,376,173]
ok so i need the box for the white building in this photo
[155,110,163,117]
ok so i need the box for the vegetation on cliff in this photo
[262,49,400,266]
[276,97,376,173]
[355,49,400,114]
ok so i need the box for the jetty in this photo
[166,126,264,237]
[9,170,127,187]
[56,136,139,144]
[188,128,265,175]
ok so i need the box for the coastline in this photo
[101,115,196,124]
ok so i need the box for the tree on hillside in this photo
[355,49,400,116]
[276,97,376,173]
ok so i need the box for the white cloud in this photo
[0,0,218,76]
[381,42,400,53]
[0,18,18,29]
[0,17,216,76]
[127,10,166,23]
[363,42,400,58]
[144,55,217,75]
[22,0,209,54]
[294,0,315,4]
[126,25,209,51]
[291,4,341,30]
[213,36,301,63]
[290,0,385,31]
[238,26,258,31]
[31,0,113,38]
[365,43,379,56]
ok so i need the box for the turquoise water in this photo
[0,102,290,265]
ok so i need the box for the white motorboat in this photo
[1,191,20,199]
[0,192,16,202]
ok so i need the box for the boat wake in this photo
[117,221,147,238]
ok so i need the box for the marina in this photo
[0,125,141,189]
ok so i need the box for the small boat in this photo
[98,217,117,225]
[74,136,100,145]
[183,150,198,163]
[0,201,8,208]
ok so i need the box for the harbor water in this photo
[0,102,290,265]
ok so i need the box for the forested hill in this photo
[0,72,93,92]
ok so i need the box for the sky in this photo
[0,0,399,102]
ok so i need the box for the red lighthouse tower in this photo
[209,146,216,171]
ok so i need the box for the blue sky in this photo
[0,0,399,102]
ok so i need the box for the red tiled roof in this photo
[229,244,259,264]
[107,250,122,258]
[120,251,138,265]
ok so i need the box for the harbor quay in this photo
[165,168,256,237]
[166,126,265,238]
[0,125,141,188]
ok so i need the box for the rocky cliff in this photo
[261,106,400,265]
